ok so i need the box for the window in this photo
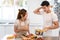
[58,0,60,3]
[0,0,28,22]
[47,0,54,5]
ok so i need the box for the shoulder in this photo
[25,19,29,24]
[51,12,58,21]
[51,11,56,15]
[14,19,20,24]
[51,12,57,17]
[15,19,19,22]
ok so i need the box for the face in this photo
[42,6,49,12]
[23,12,28,20]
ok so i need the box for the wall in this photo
[27,0,44,24]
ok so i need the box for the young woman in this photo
[14,9,30,39]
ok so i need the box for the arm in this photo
[14,25,29,32]
[43,13,59,32]
[22,24,30,34]
[33,7,42,14]
[47,21,59,30]
[19,24,30,34]
[18,26,29,31]
[14,25,20,33]
[48,13,59,30]
[27,24,30,34]
[21,25,29,31]
[43,21,59,32]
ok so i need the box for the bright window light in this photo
[0,0,27,22]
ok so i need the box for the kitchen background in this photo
[0,0,60,40]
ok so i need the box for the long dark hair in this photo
[17,9,27,20]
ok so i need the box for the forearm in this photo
[28,29,30,34]
[15,30,20,32]
[33,7,42,14]
[14,29,21,33]
[47,25,59,30]
[14,26,29,33]
[19,26,29,31]
[46,21,59,30]
[15,28,28,33]
[36,7,41,11]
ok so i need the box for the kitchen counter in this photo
[1,34,59,40]
[0,23,60,40]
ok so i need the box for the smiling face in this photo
[23,12,28,20]
[42,6,50,12]
[41,1,50,12]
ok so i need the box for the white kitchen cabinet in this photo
[5,25,14,35]
[0,24,14,40]
[0,26,5,39]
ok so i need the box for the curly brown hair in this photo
[17,9,27,20]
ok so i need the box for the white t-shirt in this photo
[40,11,58,27]
[40,11,59,36]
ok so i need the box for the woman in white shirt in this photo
[14,9,30,40]
[33,1,59,40]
